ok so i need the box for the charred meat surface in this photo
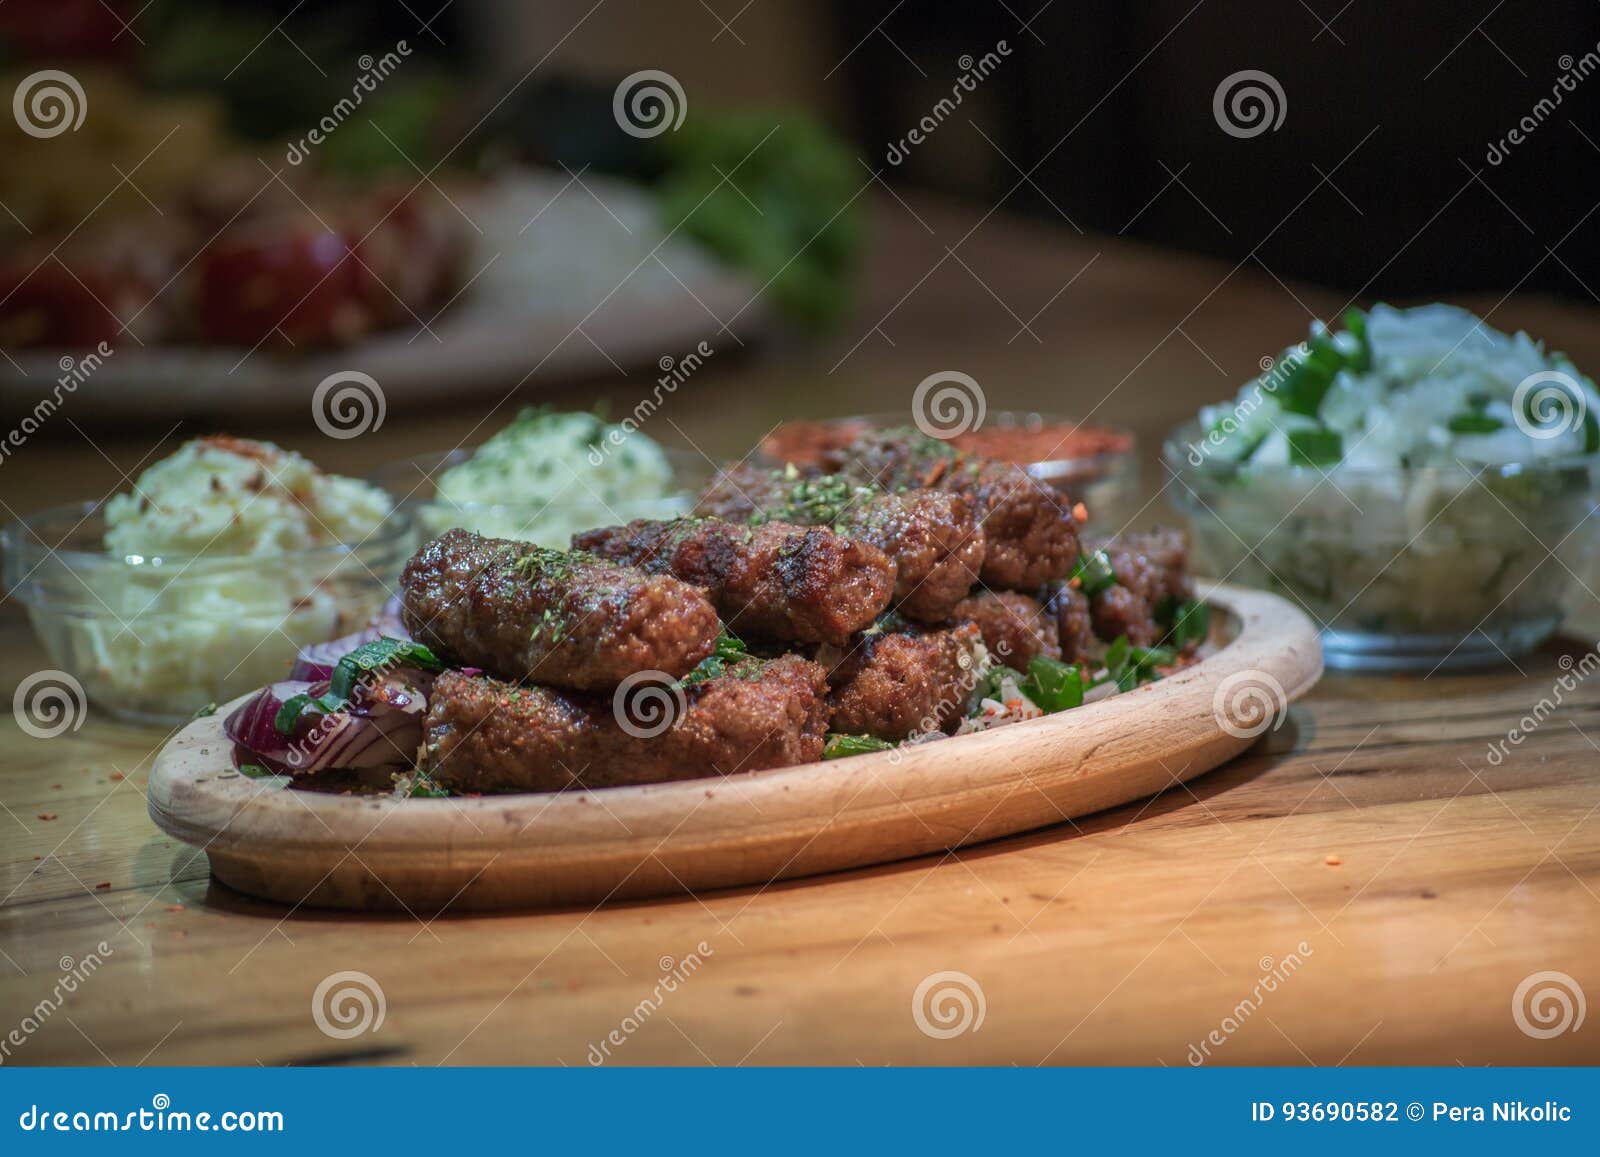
[399,528,719,690]
[824,621,983,741]
[572,517,895,646]
[952,590,1060,668]
[1088,528,1193,646]
[698,464,984,622]
[421,655,829,792]
[1044,582,1097,661]
[822,427,1079,589]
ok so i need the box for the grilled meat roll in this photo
[572,517,895,646]
[698,465,984,622]
[822,427,1079,590]
[951,589,1060,669]
[1044,582,1097,661]
[421,655,830,792]
[1087,528,1192,647]
[399,528,719,690]
[823,620,984,741]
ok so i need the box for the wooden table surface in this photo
[2,198,1598,1066]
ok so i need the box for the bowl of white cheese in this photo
[2,437,414,724]
[370,407,710,549]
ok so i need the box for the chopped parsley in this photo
[1069,550,1118,597]
[1101,637,1177,692]
[1018,656,1087,712]
[823,733,896,759]
[680,626,750,686]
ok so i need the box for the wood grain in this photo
[144,584,1320,912]
[2,200,1599,1066]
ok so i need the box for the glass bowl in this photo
[757,411,1139,530]
[1163,419,1600,670]
[2,501,417,725]
[369,446,714,548]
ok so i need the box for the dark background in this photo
[6,0,1597,302]
[838,0,1600,301]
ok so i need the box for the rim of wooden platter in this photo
[148,581,1321,912]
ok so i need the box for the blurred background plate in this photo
[0,264,766,420]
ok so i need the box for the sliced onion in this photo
[223,680,317,758]
[291,631,374,683]
[278,704,422,773]
[226,673,426,775]
[288,600,413,682]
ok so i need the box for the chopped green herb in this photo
[1166,599,1212,650]
[407,774,451,798]
[1100,636,1177,692]
[1019,656,1086,713]
[329,638,444,701]
[1447,412,1504,435]
[1272,311,1369,417]
[763,474,865,527]
[1340,307,1372,372]
[1070,550,1118,597]
[680,626,750,686]
[823,733,896,759]
[237,763,275,779]
[272,690,346,735]
[191,702,218,720]
[1287,428,1343,467]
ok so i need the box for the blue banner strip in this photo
[3,1067,1596,1152]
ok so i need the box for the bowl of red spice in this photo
[759,412,1138,528]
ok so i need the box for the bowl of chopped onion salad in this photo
[1166,304,1600,670]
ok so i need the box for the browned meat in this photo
[1090,584,1162,646]
[572,517,895,647]
[399,528,719,690]
[698,465,984,622]
[822,427,1079,590]
[421,655,830,792]
[824,621,984,741]
[1044,582,1097,661]
[1088,529,1193,647]
[951,590,1060,668]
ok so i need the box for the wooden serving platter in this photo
[147,582,1321,912]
